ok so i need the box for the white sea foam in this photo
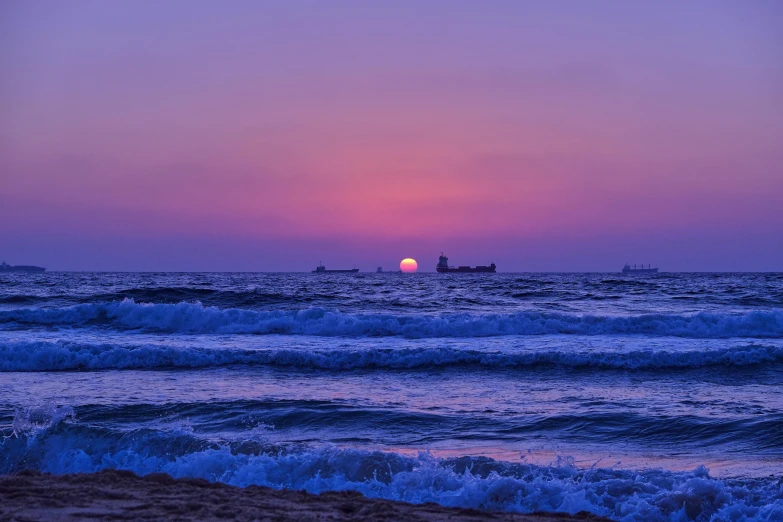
[2,412,781,521]
[2,300,782,338]
[9,404,75,439]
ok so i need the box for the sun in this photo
[400,258,418,273]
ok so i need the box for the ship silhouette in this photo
[1,261,45,273]
[622,263,658,273]
[313,262,359,273]
[436,253,496,273]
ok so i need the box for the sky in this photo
[1,1,782,271]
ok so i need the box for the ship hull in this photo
[622,268,658,273]
[0,266,46,273]
[436,266,496,273]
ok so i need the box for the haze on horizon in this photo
[1,1,782,272]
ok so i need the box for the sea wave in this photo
[22,400,778,451]
[1,407,781,521]
[2,339,782,372]
[1,300,783,338]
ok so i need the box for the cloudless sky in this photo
[1,0,782,271]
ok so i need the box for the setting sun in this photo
[400,258,418,273]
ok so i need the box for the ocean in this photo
[1,272,782,520]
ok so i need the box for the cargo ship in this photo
[313,263,359,273]
[622,263,658,274]
[0,261,46,273]
[436,253,496,273]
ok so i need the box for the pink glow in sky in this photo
[1,1,782,271]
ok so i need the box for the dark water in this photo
[1,272,782,521]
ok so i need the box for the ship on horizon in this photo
[622,263,659,274]
[313,263,359,273]
[436,253,496,273]
[0,261,46,273]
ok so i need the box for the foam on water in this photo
[1,407,781,522]
[2,300,783,338]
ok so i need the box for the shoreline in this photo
[0,469,610,521]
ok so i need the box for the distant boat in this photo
[622,263,658,274]
[376,267,383,273]
[313,263,359,273]
[0,261,45,273]
[436,253,496,273]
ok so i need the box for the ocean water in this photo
[1,272,782,521]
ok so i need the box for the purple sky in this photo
[1,1,782,271]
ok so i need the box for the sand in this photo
[0,469,610,521]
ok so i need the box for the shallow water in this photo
[1,272,782,521]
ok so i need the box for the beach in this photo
[0,470,608,522]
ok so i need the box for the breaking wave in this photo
[1,407,781,521]
[2,339,782,372]
[1,300,782,338]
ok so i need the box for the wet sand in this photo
[0,469,610,521]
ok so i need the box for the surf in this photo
[2,407,781,521]
[2,300,783,338]
[2,339,783,372]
